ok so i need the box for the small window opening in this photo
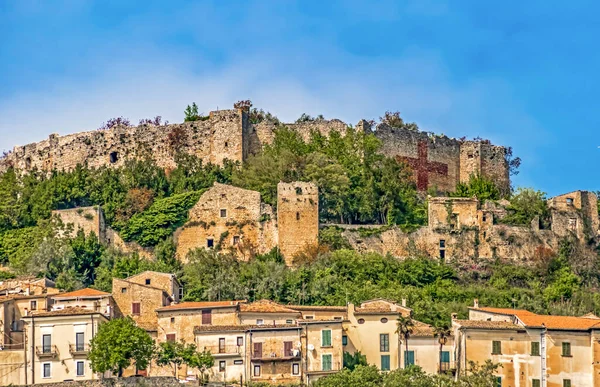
[170,317,175,324]
[482,214,487,222]
[109,152,118,163]
[295,187,303,195]
[440,249,446,261]
[296,212,300,221]
[233,235,240,245]
[439,240,445,248]
[468,153,474,159]
[25,157,32,169]
[145,278,151,285]
[566,197,574,205]
[569,218,577,231]
[483,231,487,239]
[224,142,228,148]
[207,239,214,248]
[121,287,127,294]
[220,209,227,218]
[256,319,264,325]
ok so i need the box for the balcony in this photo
[307,361,342,374]
[69,344,90,357]
[36,345,58,359]
[200,345,243,356]
[439,361,456,374]
[252,349,301,362]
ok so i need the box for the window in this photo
[296,212,300,221]
[224,142,228,148]
[121,287,127,293]
[404,350,415,367]
[334,316,342,320]
[253,365,261,377]
[357,318,365,324]
[178,287,184,300]
[253,342,263,358]
[145,278,151,285]
[237,336,243,346]
[284,341,293,356]
[496,377,502,387]
[207,239,214,248]
[439,240,446,248]
[295,187,303,195]
[440,249,446,260]
[286,319,293,324]
[468,153,474,159]
[441,351,450,364]
[75,332,85,351]
[76,361,84,377]
[42,363,51,378]
[109,152,118,163]
[170,317,175,324]
[220,209,227,218]
[381,355,390,371]
[256,319,264,325]
[292,363,300,375]
[305,316,314,320]
[42,334,51,353]
[380,334,389,352]
[566,197,574,205]
[166,334,176,343]
[132,302,141,315]
[531,342,540,356]
[562,342,571,356]
[380,318,388,323]
[234,360,243,365]
[563,380,571,387]
[219,360,226,372]
[233,235,240,245]
[30,300,37,311]
[342,335,348,346]
[322,330,332,347]
[219,338,226,353]
[482,214,487,222]
[532,379,540,387]
[568,218,577,231]
[202,309,212,325]
[492,341,502,355]
[322,354,332,371]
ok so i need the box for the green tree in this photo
[451,174,501,202]
[396,315,414,368]
[458,360,502,387]
[433,325,452,374]
[502,188,549,226]
[89,318,155,376]
[184,102,200,122]
[343,351,368,371]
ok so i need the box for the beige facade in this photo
[303,321,344,384]
[454,304,600,387]
[22,309,108,384]
[0,294,51,351]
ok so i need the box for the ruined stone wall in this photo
[549,191,600,239]
[174,183,277,261]
[126,272,180,302]
[285,119,350,142]
[0,110,247,174]
[277,182,319,264]
[111,279,167,330]
[428,197,479,230]
[479,143,509,193]
[52,206,105,241]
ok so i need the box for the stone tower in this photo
[277,182,319,265]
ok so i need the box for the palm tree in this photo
[433,324,451,374]
[396,315,414,368]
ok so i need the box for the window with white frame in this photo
[292,363,300,375]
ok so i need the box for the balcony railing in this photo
[252,349,301,361]
[200,345,243,356]
[439,361,456,373]
[69,344,90,356]
[36,345,58,359]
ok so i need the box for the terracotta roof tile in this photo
[354,299,410,315]
[157,301,244,312]
[53,288,110,299]
[454,320,522,330]
[287,305,347,312]
[24,307,104,318]
[472,307,536,317]
[518,315,600,330]
[194,324,300,334]
[240,300,300,314]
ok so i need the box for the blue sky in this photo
[0,0,598,196]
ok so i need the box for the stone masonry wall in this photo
[13,377,180,387]
[277,182,319,265]
[52,206,105,241]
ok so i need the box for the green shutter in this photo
[322,354,332,371]
[404,350,415,366]
[322,330,332,347]
[532,379,540,387]
[492,341,501,354]
[496,376,502,387]
[562,342,571,356]
[531,342,540,356]
[380,334,389,352]
[563,380,571,387]
[342,335,347,346]
[441,351,450,363]
[381,355,390,371]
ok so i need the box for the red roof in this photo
[240,300,300,314]
[518,315,600,330]
[53,288,110,299]
[471,307,536,317]
[157,301,244,312]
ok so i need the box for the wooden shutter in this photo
[132,302,140,315]
[219,338,226,353]
[202,309,212,325]
[253,342,262,358]
[405,350,415,366]
[441,351,450,363]
[284,341,293,356]
[322,354,332,371]
[166,334,176,343]
[322,330,332,347]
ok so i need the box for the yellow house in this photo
[454,303,600,387]
[22,308,108,384]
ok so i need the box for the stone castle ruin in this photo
[0,107,510,193]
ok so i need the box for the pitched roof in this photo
[53,288,110,299]
[411,321,437,337]
[517,315,600,331]
[240,300,300,314]
[471,307,536,317]
[194,324,300,334]
[454,320,522,330]
[288,305,347,312]
[355,299,410,315]
[157,301,244,312]
[23,307,105,318]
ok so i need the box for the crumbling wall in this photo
[277,182,319,265]
[52,206,105,241]
[428,197,479,230]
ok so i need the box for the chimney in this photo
[401,298,407,308]
[24,307,28,316]
[473,299,479,308]
[451,313,457,320]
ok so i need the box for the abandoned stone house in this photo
[0,106,510,193]
[340,190,599,263]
